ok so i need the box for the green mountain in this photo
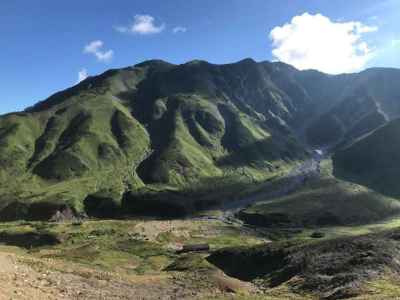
[333,118,400,198]
[0,59,308,220]
[1,58,400,220]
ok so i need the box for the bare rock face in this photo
[50,206,76,222]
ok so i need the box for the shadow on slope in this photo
[217,138,304,169]
[0,231,60,248]
[333,118,400,199]
[121,174,277,219]
[208,228,400,299]
[239,173,400,228]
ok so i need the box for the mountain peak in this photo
[135,59,175,69]
[185,59,209,65]
[237,58,257,65]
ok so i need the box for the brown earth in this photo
[0,249,255,300]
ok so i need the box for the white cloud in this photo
[172,26,187,34]
[84,40,102,53]
[269,13,378,74]
[78,69,88,83]
[116,15,165,35]
[83,40,114,63]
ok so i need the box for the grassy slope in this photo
[0,219,265,284]
[305,68,400,147]
[208,227,400,299]
[0,92,151,217]
[0,218,267,299]
[0,61,308,220]
[333,118,400,198]
[3,60,399,220]
[239,160,400,228]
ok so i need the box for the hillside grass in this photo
[240,159,400,230]
[0,218,265,275]
[333,118,400,198]
[0,80,306,220]
[208,227,400,299]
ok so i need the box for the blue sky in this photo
[1,0,399,114]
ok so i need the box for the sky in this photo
[1,0,399,114]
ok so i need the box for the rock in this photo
[49,206,76,223]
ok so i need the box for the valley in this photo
[198,149,323,227]
[2,58,400,299]
[2,154,400,299]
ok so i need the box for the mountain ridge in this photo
[3,58,399,118]
[2,58,400,220]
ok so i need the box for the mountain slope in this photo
[239,171,400,228]
[305,68,400,147]
[208,228,400,299]
[333,118,400,198]
[1,59,400,220]
[0,59,309,220]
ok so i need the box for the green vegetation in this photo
[0,60,312,220]
[0,219,264,275]
[333,118,400,198]
[1,215,400,299]
[305,68,400,147]
[240,160,400,229]
[208,227,400,299]
[2,59,400,220]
